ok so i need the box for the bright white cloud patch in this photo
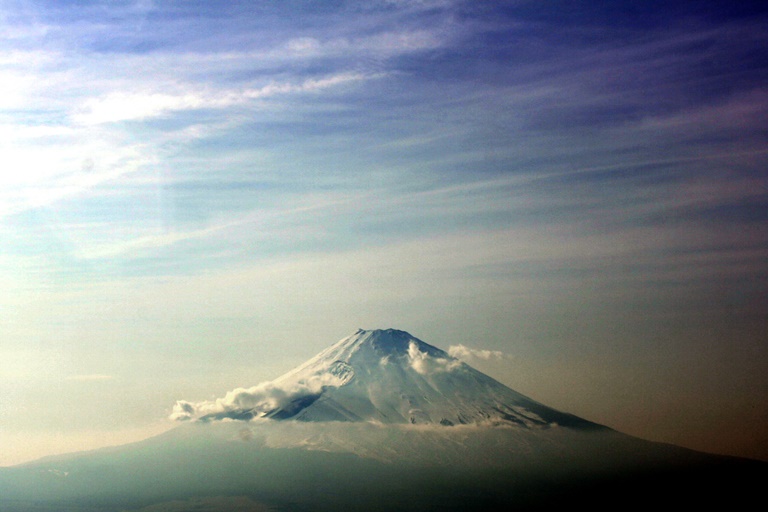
[73,72,375,125]
[74,92,207,125]
[170,368,351,422]
[448,344,505,361]
[169,400,196,422]
[407,341,461,375]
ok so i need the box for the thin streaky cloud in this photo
[448,345,506,361]
[75,192,360,260]
[73,72,381,125]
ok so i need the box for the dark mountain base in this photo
[506,459,768,510]
[1,419,765,512]
[2,450,765,512]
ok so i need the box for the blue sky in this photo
[1,0,767,464]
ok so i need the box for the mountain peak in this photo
[336,328,449,358]
[349,327,419,344]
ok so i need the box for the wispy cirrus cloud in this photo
[0,1,452,222]
[72,71,379,125]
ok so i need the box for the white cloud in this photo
[277,28,445,59]
[73,91,208,125]
[0,69,36,109]
[243,71,376,98]
[407,342,461,375]
[171,368,351,422]
[448,344,505,361]
[169,400,196,422]
[73,72,377,125]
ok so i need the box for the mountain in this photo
[1,328,765,511]
[202,328,601,429]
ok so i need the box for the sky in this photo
[0,0,766,465]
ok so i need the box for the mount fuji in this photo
[191,328,601,429]
[1,329,764,511]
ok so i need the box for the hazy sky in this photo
[1,0,766,465]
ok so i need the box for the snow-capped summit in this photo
[196,328,604,429]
